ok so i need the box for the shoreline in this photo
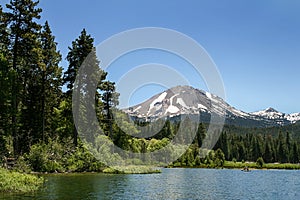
[168,161,300,170]
[31,161,300,176]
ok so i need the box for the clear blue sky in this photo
[3,0,300,113]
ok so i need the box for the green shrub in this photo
[26,140,64,172]
[66,146,103,172]
[125,158,144,165]
[26,143,48,172]
[256,157,264,168]
[14,156,31,173]
[23,138,104,173]
[103,165,161,174]
[214,149,225,167]
[0,168,44,193]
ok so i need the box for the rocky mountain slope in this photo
[124,85,300,127]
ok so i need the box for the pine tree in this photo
[63,29,111,146]
[263,137,273,163]
[196,123,206,148]
[0,5,9,53]
[0,53,10,155]
[277,131,288,163]
[64,29,93,95]
[291,142,299,163]
[164,119,173,139]
[64,29,92,146]
[221,131,230,160]
[40,21,62,141]
[155,119,173,140]
[4,0,42,155]
[250,135,263,161]
[0,6,11,154]
[286,132,291,162]
[101,80,118,138]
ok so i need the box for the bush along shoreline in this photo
[169,156,300,170]
[1,138,161,175]
[0,168,44,193]
[2,138,299,178]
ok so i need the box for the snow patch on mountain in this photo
[197,104,207,110]
[176,98,188,108]
[206,92,212,99]
[165,105,180,114]
[165,94,180,114]
[133,106,141,112]
[252,107,284,119]
[230,107,250,118]
[286,113,300,123]
[148,92,167,115]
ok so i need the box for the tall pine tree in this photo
[63,29,114,146]
[0,5,11,155]
[64,29,93,146]
[40,21,62,141]
[4,0,42,155]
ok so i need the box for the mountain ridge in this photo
[251,107,300,124]
[124,85,300,127]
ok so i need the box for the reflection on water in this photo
[1,168,300,199]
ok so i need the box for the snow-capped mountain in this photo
[286,113,300,123]
[252,108,300,124]
[252,107,285,119]
[124,85,300,127]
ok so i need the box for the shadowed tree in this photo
[277,131,288,163]
[40,21,62,141]
[101,80,119,138]
[64,29,93,146]
[0,6,10,155]
[64,29,116,146]
[0,53,10,156]
[263,136,273,163]
[291,142,299,163]
[4,0,42,155]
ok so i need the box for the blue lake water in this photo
[2,168,300,199]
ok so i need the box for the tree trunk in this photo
[41,70,45,142]
[11,33,19,156]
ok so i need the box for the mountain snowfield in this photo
[251,108,300,124]
[124,85,300,127]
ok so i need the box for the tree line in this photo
[0,0,116,158]
[113,120,300,166]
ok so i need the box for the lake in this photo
[2,168,300,199]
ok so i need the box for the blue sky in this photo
[3,0,300,113]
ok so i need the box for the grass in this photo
[224,161,300,170]
[223,161,257,169]
[0,168,44,193]
[103,165,161,174]
[263,163,300,170]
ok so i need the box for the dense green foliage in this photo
[214,129,300,163]
[13,138,104,173]
[0,168,44,193]
[0,0,116,159]
[172,122,300,167]
[110,120,300,167]
[223,161,300,170]
[103,166,161,174]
